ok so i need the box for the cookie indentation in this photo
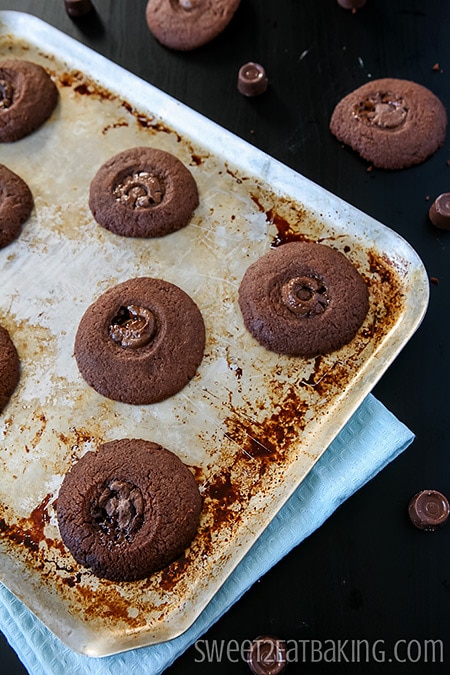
[171,0,200,10]
[281,276,329,317]
[354,92,408,130]
[0,79,13,109]
[92,479,144,543]
[113,171,164,209]
[109,305,156,349]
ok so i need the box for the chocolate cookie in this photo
[56,438,202,581]
[145,0,241,51]
[0,59,58,143]
[74,277,205,404]
[0,324,20,413]
[238,242,369,358]
[0,165,33,248]
[329,78,447,169]
[89,146,199,238]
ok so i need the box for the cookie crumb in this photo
[430,277,439,285]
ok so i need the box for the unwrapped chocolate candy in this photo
[429,193,450,229]
[408,490,450,531]
[237,62,268,97]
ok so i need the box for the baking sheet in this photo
[0,10,428,657]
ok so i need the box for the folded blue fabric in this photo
[0,393,414,675]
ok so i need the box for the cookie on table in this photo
[89,146,199,237]
[0,324,20,413]
[0,164,33,248]
[56,438,202,581]
[145,0,241,51]
[0,59,58,142]
[74,277,205,404]
[238,242,369,358]
[329,78,447,169]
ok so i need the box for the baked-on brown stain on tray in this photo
[0,497,154,626]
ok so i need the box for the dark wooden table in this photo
[1,1,449,673]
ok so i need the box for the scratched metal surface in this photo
[0,12,428,657]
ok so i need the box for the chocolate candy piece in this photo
[408,490,450,531]
[64,0,94,18]
[337,0,367,9]
[246,636,287,675]
[238,62,268,97]
[429,193,450,229]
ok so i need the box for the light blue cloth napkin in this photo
[0,393,414,675]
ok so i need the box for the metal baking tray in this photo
[0,10,429,657]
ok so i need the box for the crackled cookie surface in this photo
[0,164,33,248]
[74,277,205,404]
[0,59,58,142]
[330,78,447,169]
[89,146,199,238]
[0,324,20,413]
[56,438,202,581]
[238,242,369,358]
[145,0,241,51]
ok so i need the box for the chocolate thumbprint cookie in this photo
[0,165,33,248]
[145,0,241,51]
[330,78,447,170]
[57,439,202,581]
[89,146,199,237]
[74,277,205,404]
[0,59,58,142]
[238,242,369,358]
[0,324,20,413]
